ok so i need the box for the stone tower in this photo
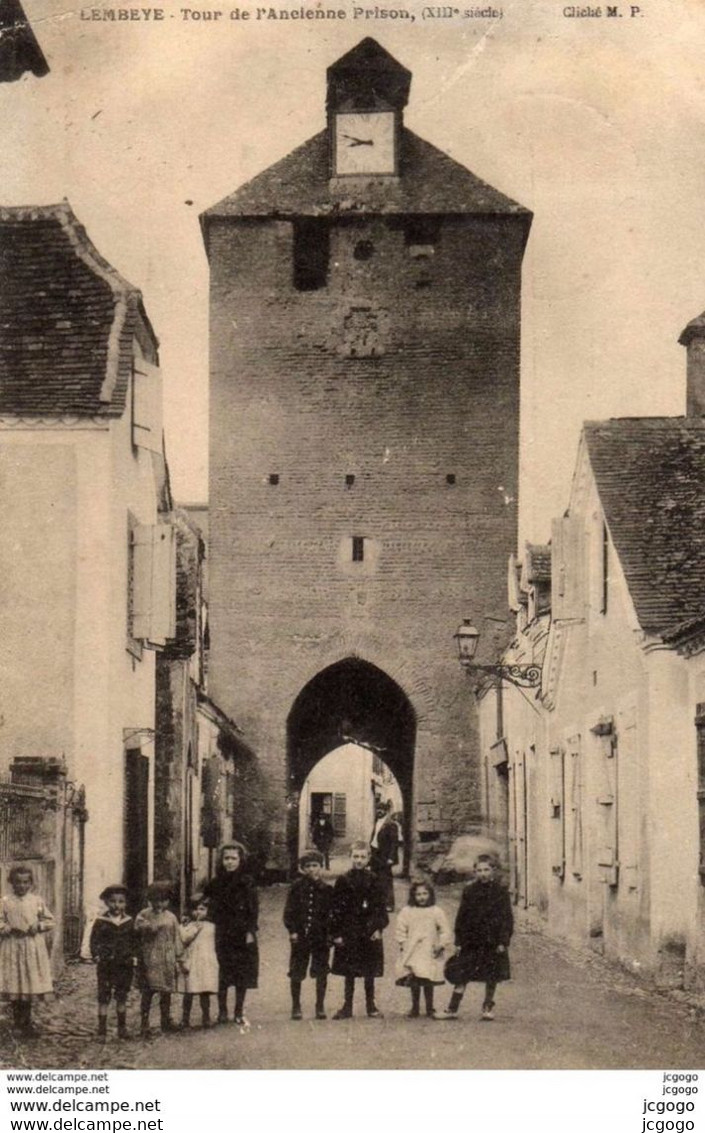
[201,39,532,872]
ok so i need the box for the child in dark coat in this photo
[204,842,259,1026]
[330,841,388,1019]
[89,884,137,1041]
[283,850,332,1020]
[440,854,513,1021]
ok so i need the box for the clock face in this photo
[334,112,396,176]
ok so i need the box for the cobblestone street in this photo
[2,881,704,1071]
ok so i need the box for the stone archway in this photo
[287,657,416,874]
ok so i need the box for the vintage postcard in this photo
[1,0,704,1096]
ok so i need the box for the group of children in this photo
[286,842,513,1022]
[0,842,513,1040]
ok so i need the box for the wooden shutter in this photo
[332,793,346,838]
[132,361,163,454]
[617,710,639,890]
[150,524,176,645]
[131,524,176,646]
[131,525,154,641]
[549,747,565,879]
[596,732,618,887]
[567,736,583,879]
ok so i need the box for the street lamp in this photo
[453,619,541,689]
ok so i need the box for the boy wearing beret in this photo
[89,884,137,1041]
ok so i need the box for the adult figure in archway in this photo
[310,806,335,871]
[370,801,399,912]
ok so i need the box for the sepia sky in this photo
[5,0,705,543]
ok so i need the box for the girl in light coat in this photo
[395,880,452,1018]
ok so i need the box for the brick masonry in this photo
[205,202,528,871]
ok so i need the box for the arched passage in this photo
[287,657,416,874]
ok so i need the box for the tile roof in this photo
[0,202,158,417]
[525,543,551,584]
[584,418,705,636]
[201,127,530,229]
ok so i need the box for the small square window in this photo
[269,474,280,486]
[345,474,355,489]
[352,535,364,563]
[446,474,456,485]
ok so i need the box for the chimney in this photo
[679,312,705,416]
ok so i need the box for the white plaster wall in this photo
[0,438,79,764]
[645,647,699,962]
[299,744,379,858]
[546,475,650,963]
[0,370,161,913]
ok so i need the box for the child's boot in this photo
[140,990,152,1038]
[234,989,247,1026]
[407,981,420,1018]
[439,990,463,1019]
[160,994,180,1033]
[217,990,228,1025]
[365,976,382,1019]
[314,974,327,1020]
[423,984,435,1018]
[290,979,303,1021]
[117,1010,129,1040]
[182,994,193,1029]
[200,995,211,1029]
[481,999,495,1021]
[97,1015,108,1044]
[333,976,354,1020]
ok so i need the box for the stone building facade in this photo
[480,408,705,985]
[201,39,532,871]
[0,201,171,935]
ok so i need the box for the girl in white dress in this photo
[395,880,452,1018]
[0,866,54,1034]
[178,896,218,1028]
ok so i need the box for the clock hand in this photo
[343,135,374,147]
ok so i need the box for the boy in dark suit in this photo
[283,850,333,1020]
[89,883,137,1042]
[330,841,388,1019]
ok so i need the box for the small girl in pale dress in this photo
[395,880,452,1018]
[178,896,218,1029]
[0,866,54,1035]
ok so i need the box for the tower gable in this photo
[326,37,411,113]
